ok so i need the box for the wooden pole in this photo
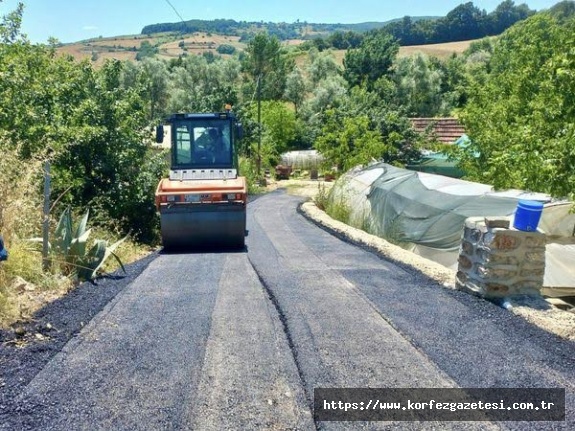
[42,161,51,272]
[257,74,262,177]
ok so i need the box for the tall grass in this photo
[239,156,264,194]
[0,142,149,326]
[0,142,48,323]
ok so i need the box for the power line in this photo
[164,0,187,26]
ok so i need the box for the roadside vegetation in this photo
[1,0,575,326]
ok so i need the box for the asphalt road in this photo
[4,190,574,430]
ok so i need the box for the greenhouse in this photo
[328,163,575,296]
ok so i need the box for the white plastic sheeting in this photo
[280,150,324,170]
[329,163,575,295]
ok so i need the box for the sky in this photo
[0,0,563,44]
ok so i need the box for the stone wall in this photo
[456,217,546,298]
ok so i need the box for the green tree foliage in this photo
[284,67,305,114]
[50,59,165,241]
[135,40,158,61]
[330,31,363,49]
[314,86,421,171]
[393,53,445,117]
[0,21,167,242]
[307,48,341,87]
[488,0,534,34]
[305,1,534,50]
[549,0,575,22]
[168,55,241,113]
[216,44,236,55]
[460,13,575,199]
[315,111,386,171]
[248,101,296,164]
[242,33,292,101]
[0,42,90,157]
[343,31,399,89]
[435,2,488,42]
[386,1,534,45]
[0,0,24,43]
[122,58,170,121]
[237,101,297,168]
[302,75,348,118]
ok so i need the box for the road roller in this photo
[154,110,247,250]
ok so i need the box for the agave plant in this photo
[33,206,126,281]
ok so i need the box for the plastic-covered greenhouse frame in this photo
[328,163,575,295]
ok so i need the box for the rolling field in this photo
[398,39,475,59]
[56,31,477,67]
[56,32,249,65]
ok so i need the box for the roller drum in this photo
[160,203,246,250]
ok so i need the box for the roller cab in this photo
[155,111,247,250]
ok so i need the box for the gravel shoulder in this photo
[298,197,575,342]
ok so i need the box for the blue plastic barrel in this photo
[513,200,544,232]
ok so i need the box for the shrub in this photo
[33,206,126,281]
[217,44,236,55]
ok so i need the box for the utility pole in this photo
[257,74,262,177]
[42,161,51,272]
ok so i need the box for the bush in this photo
[217,44,236,55]
[239,157,263,194]
[35,206,127,281]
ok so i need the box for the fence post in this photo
[42,161,51,272]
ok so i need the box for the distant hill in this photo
[140,17,440,41]
[141,0,538,47]
[57,0,547,66]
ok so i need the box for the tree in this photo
[393,53,444,117]
[549,0,575,22]
[343,31,399,89]
[136,40,157,61]
[217,44,236,55]
[122,58,170,122]
[302,75,348,118]
[488,0,534,35]
[242,33,290,100]
[247,100,296,164]
[313,85,421,172]
[168,55,241,113]
[307,48,341,87]
[284,67,305,115]
[460,13,575,199]
[315,111,386,171]
[436,2,487,42]
[242,33,291,174]
[0,0,24,43]
[49,59,166,241]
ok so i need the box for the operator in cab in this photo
[208,128,231,165]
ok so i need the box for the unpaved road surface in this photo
[1,190,574,430]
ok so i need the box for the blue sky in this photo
[0,0,562,44]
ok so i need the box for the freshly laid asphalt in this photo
[1,190,573,430]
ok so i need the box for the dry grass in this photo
[0,141,155,328]
[158,33,246,58]
[0,142,52,324]
[326,39,477,67]
[56,42,138,66]
[398,39,476,59]
[57,31,248,64]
